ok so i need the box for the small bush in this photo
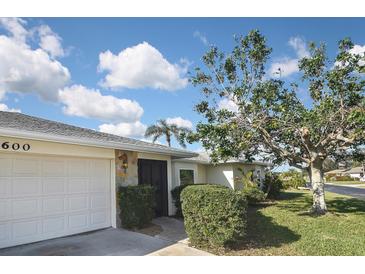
[181,184,247,249]
[262,172,284,199]
[279,169,306,189]
[241,186,266,205]
[119,185,155,229]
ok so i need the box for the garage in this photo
[0,153,111,249]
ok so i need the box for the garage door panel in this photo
[0,223,9,241]
[43,197,65,214]
[43,216,65,234]
[0,200,8,219]
[68,178,88,194]
[69,195,89,211]
[12,178,41,197]
[90,193,108,209]
[0,154,111,249]
[12,219,40,239]
[0,178,11,198]
[90,210,108,225]
[42,160,66,177]
[11,199,40,219]
[43,178,66,195]
[68,213,88,229]
[68,160,89,177]
[90,178,109,193]
[13,158,40,176]
[0,158,12,176]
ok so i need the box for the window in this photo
[179,169,195,185]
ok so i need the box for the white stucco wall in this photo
[206,164,234,189]
[197,164,207,184]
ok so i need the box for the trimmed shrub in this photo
[241,186,266,205]
[181,184,247,248]
[279,169,306,189]
[262,172,284,199]
[119,185,155,229]
[171,184,226,218]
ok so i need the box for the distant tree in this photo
[189,30,365,214]
[145,119,191,148]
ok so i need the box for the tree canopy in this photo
[188,30,365,214]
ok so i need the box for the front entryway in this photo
[137,159,168,217]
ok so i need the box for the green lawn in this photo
[208,190,365,255]
[326,180,365,185]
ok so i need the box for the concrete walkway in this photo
[0,225,212,256]
[326,184,365,200]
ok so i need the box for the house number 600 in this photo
[1,142,30,151]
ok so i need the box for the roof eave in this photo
[0,128,198,159]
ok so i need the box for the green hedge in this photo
[241,186,266,205]
[181,184,247,248]
[119,185,155,229]
[171,183,224,218]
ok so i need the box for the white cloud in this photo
[0,18,70,101]
[270,36,309,78]
[58,85,143,123]
[193,31,208,46]
[0,103,21,113]
[37,25,64,58]
[218,97,239,113]
[99,121,147,138]
[166,117,193,129]
[288,37,309,59]
[269,57,300,78]
[98,41,188,91]
[0,18,28,43]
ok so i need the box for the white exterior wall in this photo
[206,164,234,189]
[232,164,267,189]
[197,164,207,184]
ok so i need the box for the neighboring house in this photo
[0,111,196,249]
[325,166,365,182]
[172,153,272,190]
[344,166,365,181]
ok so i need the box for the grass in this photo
[326,180,365,185]
[206,190,365,256]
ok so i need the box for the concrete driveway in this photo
[326,184,365,200]
[0,218,212,256]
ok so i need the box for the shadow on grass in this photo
[231,205,301,251]
[276,191,365,217]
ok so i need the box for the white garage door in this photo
[0,153,111,249]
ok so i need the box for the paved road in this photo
[325,184,365,200]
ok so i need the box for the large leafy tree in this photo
[189,30,365,214]
[145,119,191,148]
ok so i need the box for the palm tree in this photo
[144,119,191,148]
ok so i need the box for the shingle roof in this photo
[0,111,197,158]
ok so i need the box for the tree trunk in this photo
[166,134,171,147]
[310,161,327,215]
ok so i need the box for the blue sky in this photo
[0,18,365,165]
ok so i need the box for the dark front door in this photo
[138,159,168,217]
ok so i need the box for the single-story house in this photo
[0,111,270,249]
[172,153,271,190]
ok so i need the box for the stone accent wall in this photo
[115,149,138,227]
